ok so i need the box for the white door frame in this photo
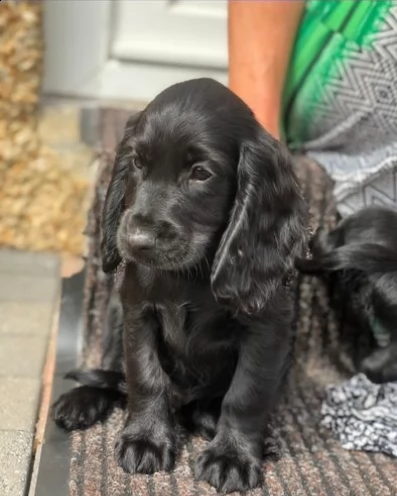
[43,0,228,102]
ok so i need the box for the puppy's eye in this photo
[132,156,142,169]
[190,166,212,182]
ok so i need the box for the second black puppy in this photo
[52,78,307,493]
[297,205,397,384]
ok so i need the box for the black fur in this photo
[52,78,307,493]
[51,385,124,431]
[296,205,397,384]
[51,288,126,430]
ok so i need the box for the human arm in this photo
[228,0,305,139]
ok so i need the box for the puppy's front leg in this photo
[196,318,289,493]
[115,308,176,474]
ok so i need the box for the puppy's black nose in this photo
[128,230,156,250]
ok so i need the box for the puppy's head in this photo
[102,78,308,313]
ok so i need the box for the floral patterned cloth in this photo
[322,373,397,457]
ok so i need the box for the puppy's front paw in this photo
[195,443,262,493]
[51,386,118,431]
[115,428,176,474]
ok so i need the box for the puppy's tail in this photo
[297,243,397,275]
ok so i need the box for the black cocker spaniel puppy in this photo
[297,205,397,384]
[52,78,308,493]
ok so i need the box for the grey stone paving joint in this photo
[0,249,60,496]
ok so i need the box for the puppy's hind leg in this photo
[360,344,397,384]
[362,277,397,383]
[52,385,125,431]
[179,399,221,441]
[51,369,127,431]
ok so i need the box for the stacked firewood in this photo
[0,2,89,255]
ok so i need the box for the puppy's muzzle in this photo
[128,229,156,252]
[124,212,181,262]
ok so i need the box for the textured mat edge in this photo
[34,269,86,496]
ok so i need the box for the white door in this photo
[43,0,228,102]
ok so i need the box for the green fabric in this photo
[282,0,394,146]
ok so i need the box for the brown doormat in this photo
[38,109,397,496]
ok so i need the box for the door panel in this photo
[43,0,228,102]
[110,0,228,69]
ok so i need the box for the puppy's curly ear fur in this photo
[211,127,308,314]
[101,114,141,273]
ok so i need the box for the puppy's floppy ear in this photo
[101,113,141,273]
[211,127,308,314]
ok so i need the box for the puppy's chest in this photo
[157,296,228,351]
[155,295,238,386]
[143,272,228,349]
[128,265,239,384]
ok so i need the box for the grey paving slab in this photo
[0,302,53,335]
[0,430,32,496]
[0,378,41,431]
[0,274,59,302]
[0,249,60,277]
[0,335,47,378]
